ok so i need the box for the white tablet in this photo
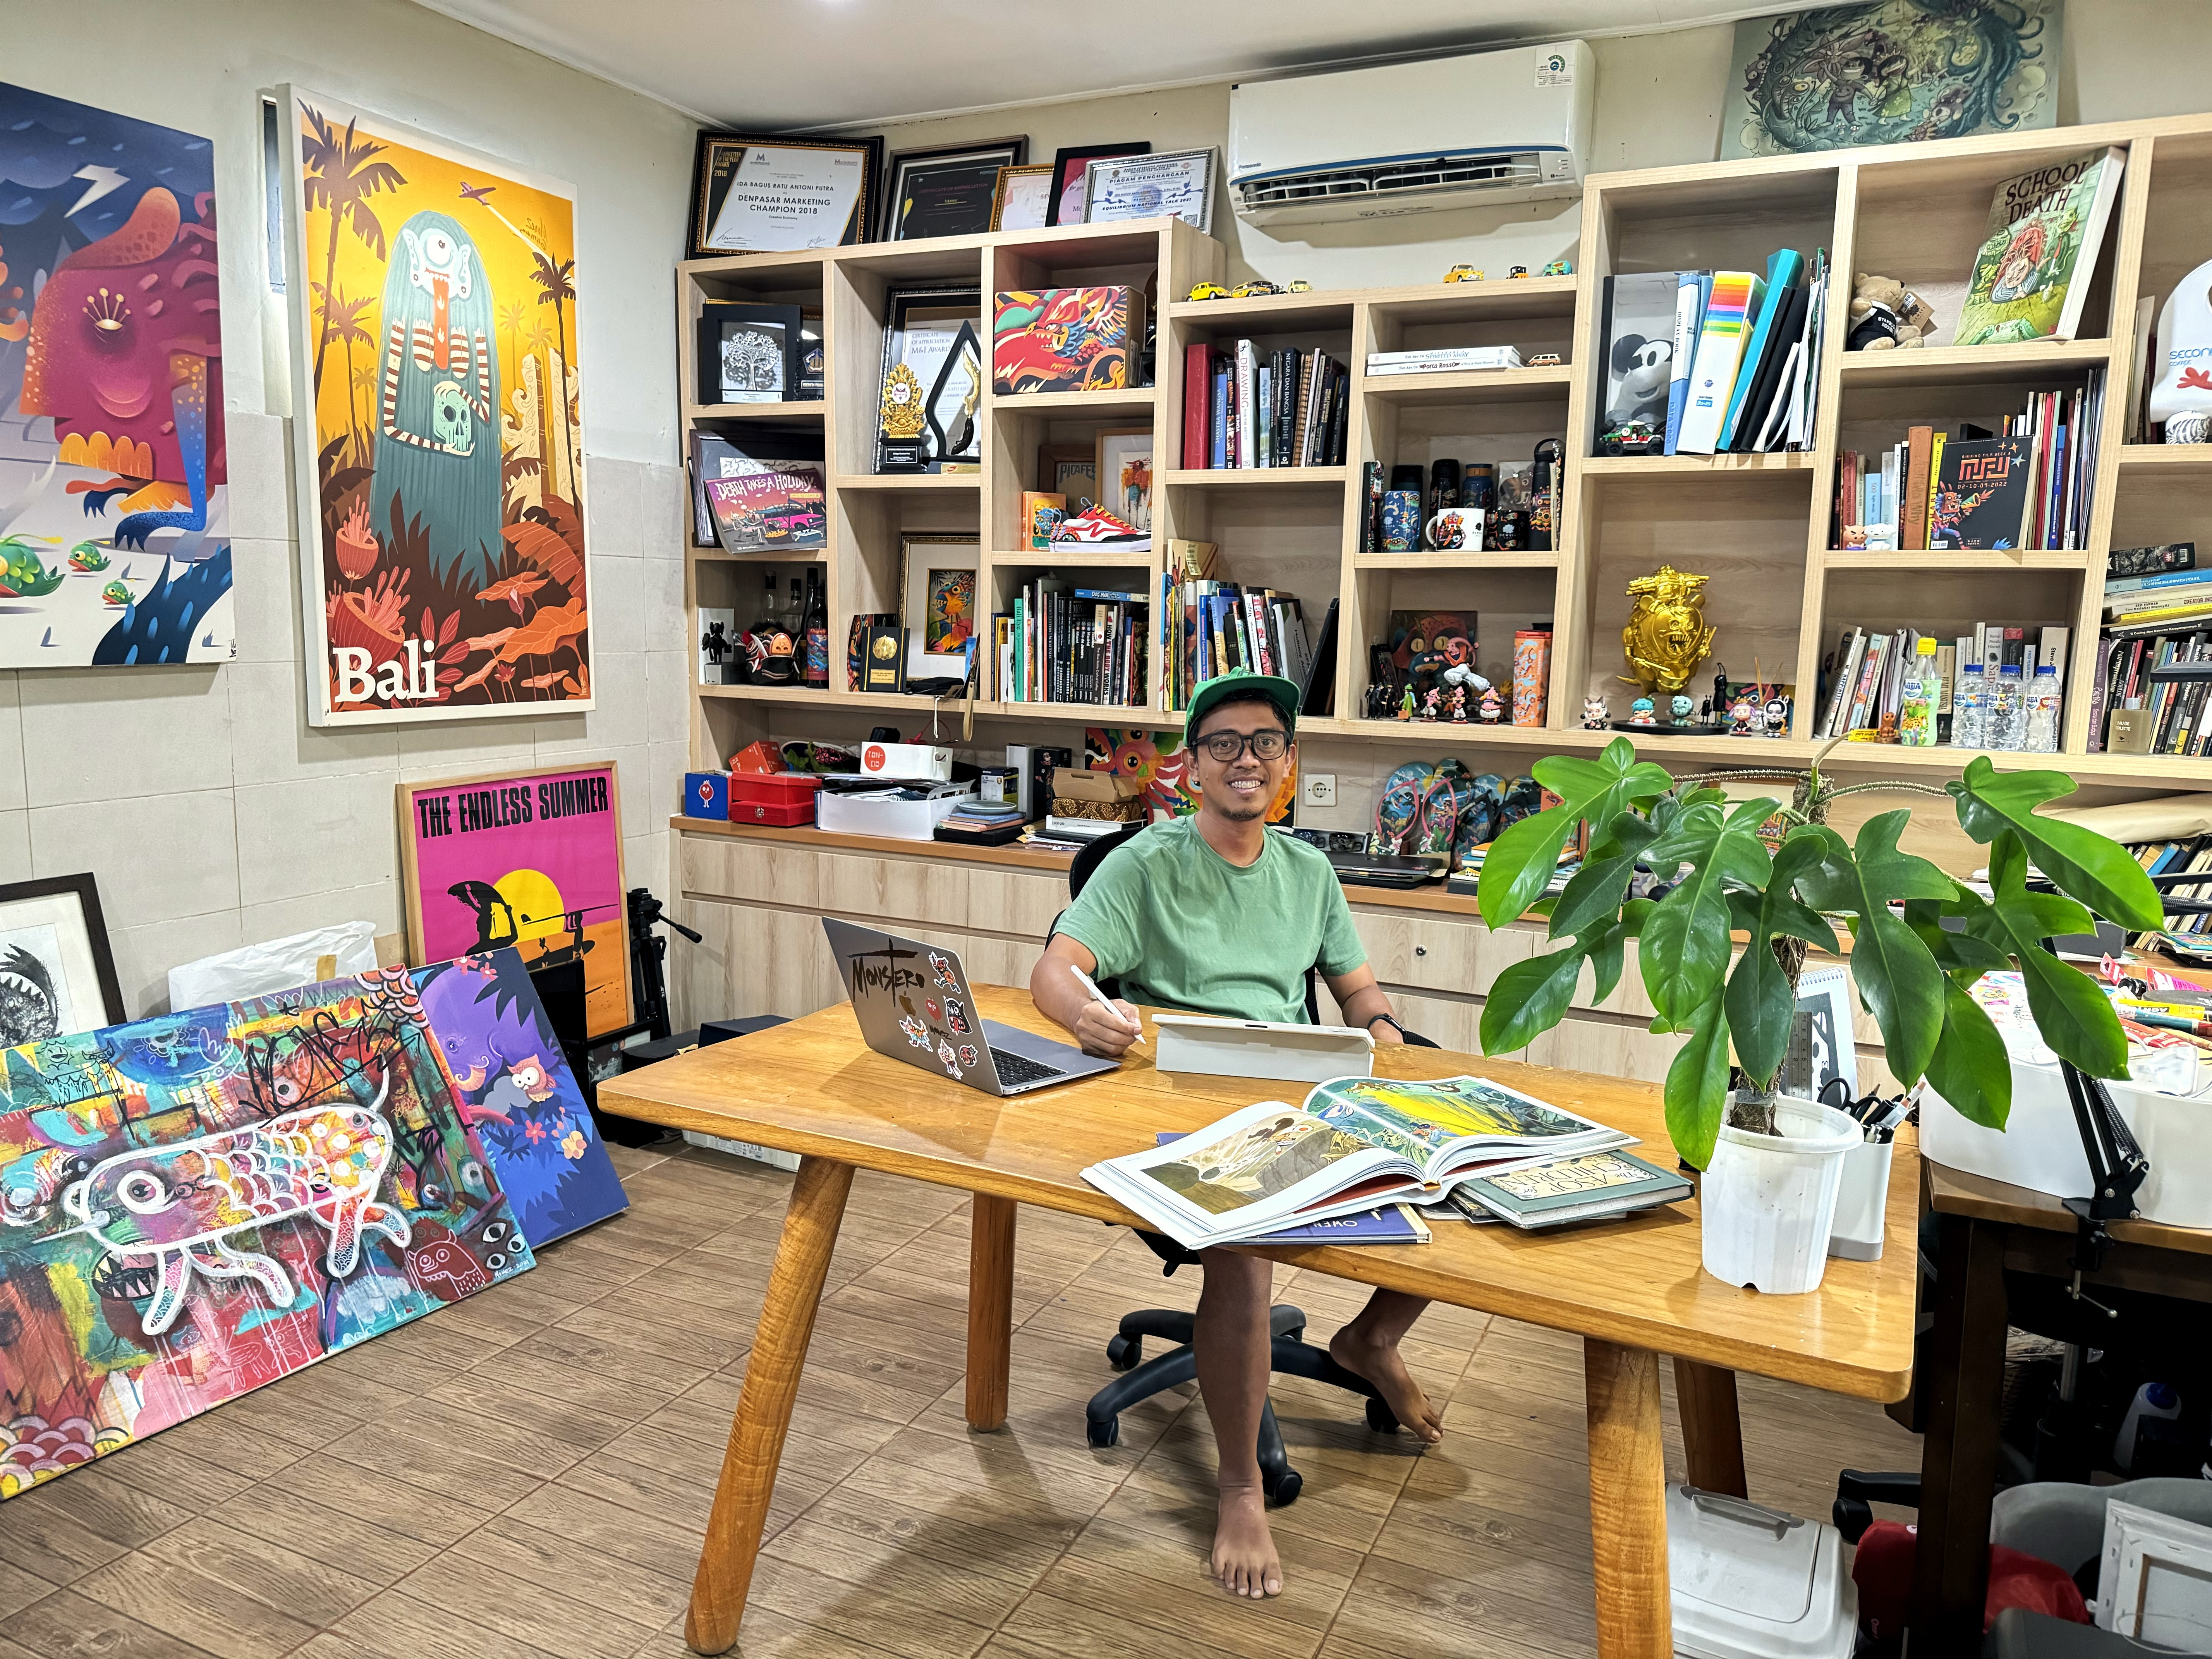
[1152,1014,1375,1085]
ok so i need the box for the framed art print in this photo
[0,873,123,1044]
[876,287,982,474]
[1084,147,1217,234]
[883,138,1026,241]
[696,301,800,404]
[991,162,1055,231]
[1047,142,1149,227]
[1095,428,1154,534]
[688,132,881,255]
[898,533,980,680]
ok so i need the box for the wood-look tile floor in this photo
[0,1139,1921,1659]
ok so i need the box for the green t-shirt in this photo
[1057,819,1367,1025]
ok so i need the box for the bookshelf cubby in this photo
[676,112,2212,806]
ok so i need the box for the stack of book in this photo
[1181,340,1350,469]
[1597,249,1825,458]
[1362,345,1523,377]
[996,580,1147,707]
[1163,577,1311,708]
[2127,839,2212,948]
[935,799,1026,846]
[1818,621,2066,742]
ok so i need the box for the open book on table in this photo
[1085,1074,1632,1250]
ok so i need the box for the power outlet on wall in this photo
[1304,773,1337,808]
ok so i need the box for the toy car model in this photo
[1186,281,1231,302]
[1443,265,1484,283]
[1598,419,1664,457]
[1231,280,1281,298]
[1528,352,1563,367]
[1286,279,1312,292]
[1508,265,1530,278]
[1541,257,1574,276]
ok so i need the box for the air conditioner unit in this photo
[1229,41,1595,228]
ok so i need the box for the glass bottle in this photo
[1952,662,1985,749]
[2025,663,2062,753]
[1991,663,2027,750]
[802,568,829,688]
[785,575,805,637]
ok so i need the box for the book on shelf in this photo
[1955,147,2128,349]
[1196,340,1349,469]
[996,574,1147,708]
[1720,247,1804,449]
[1818,620,2063,742]
[1080,1073,1633,1250]
[1442,1149,1692,1230]
[1364,345,1523,375]
[1662,273,1707,453]
[1676,268,1765,454]
[1164,574,1308,712]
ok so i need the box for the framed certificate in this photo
[689,133,881,256]
[1084,147,1217,234]
[883,138,1026,241]
[1047,142,1148,227]
[991,162,1055,231]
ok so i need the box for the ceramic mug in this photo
[1425,508,1479,551]
[1381,490,1421,551]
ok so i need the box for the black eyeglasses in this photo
[1196,729,1289,763]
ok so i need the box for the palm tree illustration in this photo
[499,299,530,396]
[529,250,579,507]
[300,107,404,396]
[315,283,375,460]
[351,362,380,465]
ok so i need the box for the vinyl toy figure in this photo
[1629,696,1656,726]
[1447,685,1468,722]
[1669,693,1693,724]
[1763,697,1790,737]
[1478,686,1504,723]
[1582,694,1609,729]
[1729,697,1756,736]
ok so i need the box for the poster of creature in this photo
[278,88,593,726]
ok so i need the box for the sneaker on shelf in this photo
[1051,506,1149,546]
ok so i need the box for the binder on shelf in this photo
[1676,269,1763,455]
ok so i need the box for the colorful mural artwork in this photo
[0,969,534,1500]
[1085,726,1297,824]
[279,87,592,726]
[0,79,233,668]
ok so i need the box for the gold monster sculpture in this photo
[1620,565,1716,694]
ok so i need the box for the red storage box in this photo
[728,773,823,826]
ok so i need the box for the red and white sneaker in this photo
[1051,506,1149,546]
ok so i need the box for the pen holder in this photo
[1827,1139,1892,1261]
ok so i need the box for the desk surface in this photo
[1927,1159,2212,1258]
[600,985,1920,1402]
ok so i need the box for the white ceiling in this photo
[414,0,1781,130]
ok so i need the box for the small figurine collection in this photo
[1187,278,1314,301]
[1364,613,1494,726]
[1367,441,1564,555]
[1442,257,1572,283]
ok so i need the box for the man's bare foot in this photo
[1210,1482,1282,1597]
[1330,1324,1444,1443]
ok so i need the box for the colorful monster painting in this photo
[412,948,625,1246]
[278,88,592,726]
[0,79,234,667]
[0,968,534,1500]
[1085,727,1297,825]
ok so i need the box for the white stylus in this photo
[1067,963,1145,1045]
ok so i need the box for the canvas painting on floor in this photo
[412,948,626,1245]
[0,79,233,667]
[277,86,593,726]
[0,968,534,1500]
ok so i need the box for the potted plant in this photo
[1474,738,2163,1293]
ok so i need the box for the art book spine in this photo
[1675,271,1760,455]
[1235,340,1258,469]
[1663,274,1702,454]
[1182,344,1212,469]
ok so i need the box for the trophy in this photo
[879,362,928,472]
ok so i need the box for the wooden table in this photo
[598,986,1921,1658]
[1913,1158,2212,1645]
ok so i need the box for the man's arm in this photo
[1324,963,1405,1045]
[1032,933,1146,1057]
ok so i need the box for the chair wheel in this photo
[1265,1468,1302,1506]
[1106,1334,1141,1370]
[1365,1397,1400,1433]
[1087,1415,1120,1448]
[1282,1322,1306,1344]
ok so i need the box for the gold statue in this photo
[1620,565,1716,694]
[880,363,926,441]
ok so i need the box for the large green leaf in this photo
[1479,738,1673,929]
[1721,835,1841,1089]
[1972,833,2131,1079]
[1479,943,1587,1055]
[1664,995,1731,1169]
[1923,975,2013,1130]
[1793,812,1955,1087]
[1902,897,2014,976]
[1548,809,1662,942]
[1949,756,2164,931]
[1637,797,1779,1030]
[1584,916,1631,1005]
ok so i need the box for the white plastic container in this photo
[2115,1382,2183,1472]
[816,787,973,842]
[1700,1095,1862,1295]
[1668,1485,1856,1659]
[1826,1139,1893,1261]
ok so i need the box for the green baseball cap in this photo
[1185,668,1302,738]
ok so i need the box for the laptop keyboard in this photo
[991,1048,1067,1088]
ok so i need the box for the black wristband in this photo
[1365,1013,1405,1039]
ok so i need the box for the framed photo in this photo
[1084,147,1217,234]
[1095,428,1155,535]
[991,162,1055,232]
[883,138,1026,241]
[877,286,983,474]
[899,533,981,680]
[1047,142,1149,227]
[696,301,799,404]
[689,132,882,256]
[1779,965,1858,1104]
[1040,443,1097,506]
[0,874,123,1044]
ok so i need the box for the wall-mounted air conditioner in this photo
[1228,41,1595,228]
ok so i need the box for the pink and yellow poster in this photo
[398,763,631,1036]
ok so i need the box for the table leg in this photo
[1910,1211,2009,1649]
[965,1193,1017,1431]
[685,1155,854,1656]
[1673,1358,1748,1499]
[1586,1338,1671,1659]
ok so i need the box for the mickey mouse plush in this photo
[1606,334,1673,426]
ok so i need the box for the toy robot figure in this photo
[1763,697,1789,737]
[1582,694,1609,729]
[1478,686,1504,723]
[1629,696,1656,726]
[1729,697,1756,736]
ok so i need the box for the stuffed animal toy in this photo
[1605,333,1673,425]
[1848,273,1936,351]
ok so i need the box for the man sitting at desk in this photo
[1031,668,1441,1601]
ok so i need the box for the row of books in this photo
[993,580,1148,707]
[1164,579,1314,708]
[1597,249,1826,457]
[1818,621,2067,741]
[2130,839,2212,939]
[2090,632,2212,756]
[1180,341,1350,469]
[2102,545,2209,635]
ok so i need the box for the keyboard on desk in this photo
[990,1048,1067,1088]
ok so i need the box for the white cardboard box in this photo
[858,741,953,781]
[817,787,973,841]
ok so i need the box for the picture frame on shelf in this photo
[696,300,800,404]
[1040,443,1098,507]
[876,286,983,474]
[797,309,826,399]
[1083,147,1217,234]
[1094,428,1154,534]
[689,132,882,256]
[1046,142,1149,227]
[883,138,1027,241]
[990,162,1055,232]
[0,873,123,1045]
[898,533,982,681]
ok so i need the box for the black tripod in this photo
[627,887,701,1044]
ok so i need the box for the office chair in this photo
[1058,819,1437,1504]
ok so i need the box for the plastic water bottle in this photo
[1991,663,2027,750]
[2116,1381,2183,1471]
[1953,662,1986,749]
[2025,664,2062,753]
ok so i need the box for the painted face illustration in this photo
[899,1014,931,1049]
[958,1045,978,1069]
[944,998,970,1036]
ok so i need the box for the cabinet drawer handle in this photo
[1414,946,1427,957]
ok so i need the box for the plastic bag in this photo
[167,921,378,1012]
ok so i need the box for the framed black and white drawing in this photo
[0,874,124,1046]
[882,139,1027,241]
[696,301,801,405]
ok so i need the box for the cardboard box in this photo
[992,287,1144,394]
[683,771,731,820]
[859,741,953,781]
[1051,766,1147,822]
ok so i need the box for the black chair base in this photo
[1084,1303,1403,1506]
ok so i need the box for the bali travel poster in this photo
[0,78,233,667]
[278,87,593,726]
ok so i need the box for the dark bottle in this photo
[1427,459,1461,520]
[802,567,829,687]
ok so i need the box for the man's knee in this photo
[1198,1247,1272,1300]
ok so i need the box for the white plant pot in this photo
[1700,1094,1863,1295]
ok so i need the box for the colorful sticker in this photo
[944,998,970,1036]
[958,1044,979,1069]
[929,952,958,990]
[936,1038,961,1078]
[925,997,942,1024]
[900,1014,932,1049]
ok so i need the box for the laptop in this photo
[821,917,1120,1096]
